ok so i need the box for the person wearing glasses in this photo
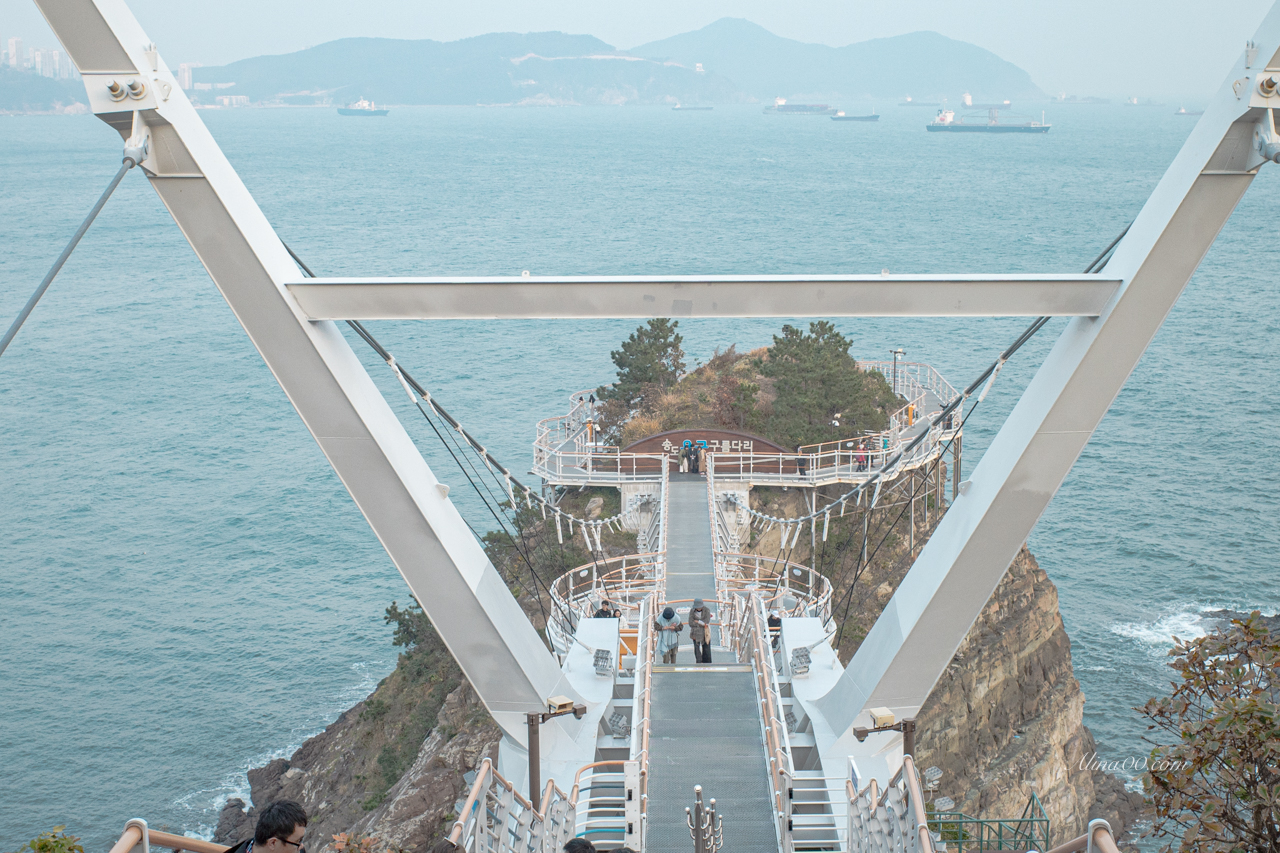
[224,800,308,853]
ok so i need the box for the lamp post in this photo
[891,348,905,398]
[853,716,917,756]
[527,699,587,805]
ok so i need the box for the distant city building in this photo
[7,37,21,68]
[177,62,201,90]
[215,94,249,107]
[193,82,212,90]
[31,47,62,78]
[214,82,235,89]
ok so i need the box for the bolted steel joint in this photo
[126,79,147,100]
[106,80,127,101]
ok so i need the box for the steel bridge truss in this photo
[29,0,1280,836]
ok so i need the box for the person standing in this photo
[768,609,783,650]
[688,598,714,663]
[655,605,683,664]
[680,440,691,473]
[696,443,707,476]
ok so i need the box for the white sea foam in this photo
[1110,602,1260,654]
[173,661,385,839]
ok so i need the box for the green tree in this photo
[759,322,897,448]
[1140,611,1280,853]
[599,319,685,406]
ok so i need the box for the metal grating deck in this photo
[645,669,779,852]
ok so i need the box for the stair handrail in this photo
[107,824,226,853]
[448,756,578,852]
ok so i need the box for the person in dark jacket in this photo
[223,801,308,853]
[688,598,714,663]
[768,609,783,650]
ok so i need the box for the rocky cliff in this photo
[216,489,1140,851]
[913,548,1142,842]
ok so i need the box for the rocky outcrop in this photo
[747,486,1142,844]
[213,620,473,852]
[214,678,499,853]
[914,548,1143,843]
[350,682,500,850]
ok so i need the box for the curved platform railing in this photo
[547,553,665,660]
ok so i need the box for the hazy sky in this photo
[1,0,1274,99]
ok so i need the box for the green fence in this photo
[926,793,1051,853]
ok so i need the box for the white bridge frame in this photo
[31,0,1280,791]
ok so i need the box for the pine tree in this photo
[599,318,686,406]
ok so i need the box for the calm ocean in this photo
[1,103,1277,848]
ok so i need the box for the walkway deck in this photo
[646,667,779,852]
[663,476,717,605]
[643,475,779,851]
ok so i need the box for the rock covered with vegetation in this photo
[596,319,898,450]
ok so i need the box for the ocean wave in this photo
[1110,602,1258,653]
[172,661,384,840]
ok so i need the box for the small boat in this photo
[672,104,714,111]
[1175,107,1204,116]
[831,111,879,122]
[765,97,837,115]
[338,98,389,116]
[899,96,941,107]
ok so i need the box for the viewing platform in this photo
[532,360,961,491]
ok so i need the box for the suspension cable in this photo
[1,157,137,360]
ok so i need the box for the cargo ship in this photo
[337,98,389,116]
[926,101,1050,134]
[832,111,880,122]
[764,96,837,115]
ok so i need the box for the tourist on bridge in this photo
[594,599,620,618]
[696,441,707,475]
[563,839,596,852]
[689,598,714,663]
[655,605,683,664]
[768,609,782,650]
[680,439,692,473]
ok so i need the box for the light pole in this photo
[527,698,587,805]
[890,348,905,397]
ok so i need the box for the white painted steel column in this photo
[33,0,581,744]
[816,10,1280,735]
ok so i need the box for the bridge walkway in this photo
[645,476,779,851]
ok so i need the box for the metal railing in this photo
[716,553,834,633]
[448,757,577,852]
[848,755,940,853]
[632,595,657,847]
[533,390,668,484]
[570,760,634,849]
[547,553,665,659]
[928,793,1050,853]
[725,591,795,851]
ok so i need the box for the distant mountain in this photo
[193,32,744,106]
[0,66,87,113]
[630,18,1046,102]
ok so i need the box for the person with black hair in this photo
[224,801,308,853]
[429,840,461,853]
[563,838,596,852]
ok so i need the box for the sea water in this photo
[2,103,1277,848]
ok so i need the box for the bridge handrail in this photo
[570,761,633,848]
[448,756,577,852]
[634,595,656,842]
[716,553,835,633]
[546,553,665,658]
[848,755,940,853]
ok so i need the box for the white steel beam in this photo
[34,0,583,746]
[815,11,1280,737]
[284,274,1119,320]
